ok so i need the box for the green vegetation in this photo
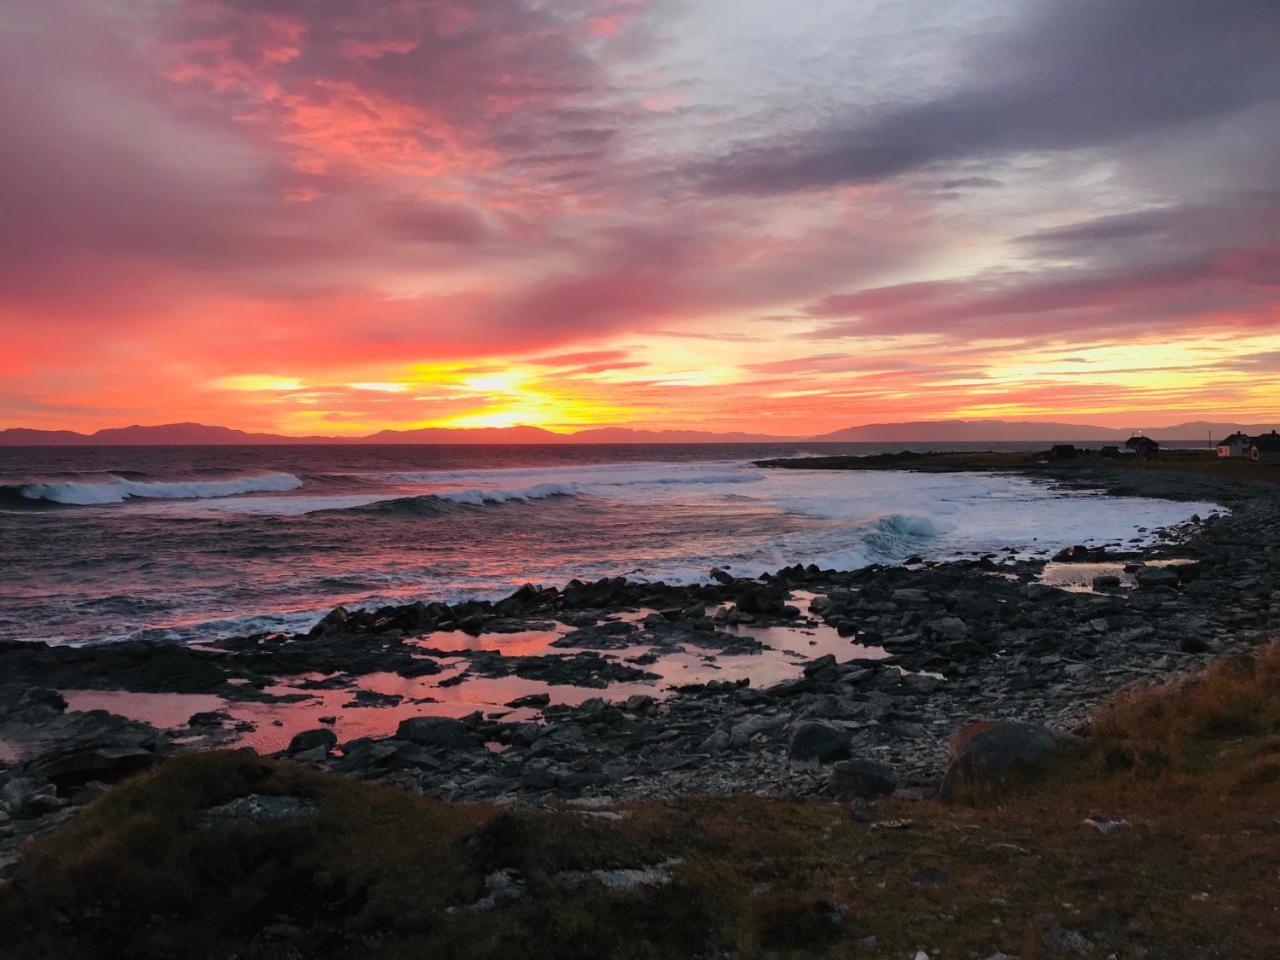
[3,646,1279,959]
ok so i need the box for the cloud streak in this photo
[1,0,1278,434]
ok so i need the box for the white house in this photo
[1216,432,1253,458]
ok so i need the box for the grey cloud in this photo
[701,0,1280,194]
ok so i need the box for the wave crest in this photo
[314,481,578,516]
[12,472,304,506]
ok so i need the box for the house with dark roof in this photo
[1216,432,1253,458]
[1125,434,1160,460]
[1047,444,1079,461]
[1250,431,1280,464]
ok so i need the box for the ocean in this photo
[0,443,1219,646]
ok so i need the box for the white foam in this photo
[437,482,578,506]
[20,472,304,505]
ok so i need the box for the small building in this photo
[1100,445,1122,459]
[1251,431,1280,464]
[1047,444,1079,461]
[1125,434,1160,460]
[1216,432,1253,458]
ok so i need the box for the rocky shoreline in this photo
[2,460,1277,875]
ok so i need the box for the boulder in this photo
[18,688,67,716]
[940,720,1071,801]
[1053,545,1107,563]
[506,693,551,709]
[308,606,351,637]
[24,745,158,790]
[738,586,787,615]
[396,715,476,750]
[1180,635,1211,654]
[788,721,852,764]
[802,654,838,679]
[287,728,338,756]
[1135,566,1180,589]
[829,759,897,799]
[928,616,969,643]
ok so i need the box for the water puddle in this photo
[1040,557,1195,594]
[61,689,227,728]
[49,588,893,754]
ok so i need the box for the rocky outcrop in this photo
[940,720,1075,801]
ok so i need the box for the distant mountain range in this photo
[2,419,1277,446]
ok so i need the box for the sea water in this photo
[0,443,1218,645]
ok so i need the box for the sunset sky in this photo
[2,0,1278,436]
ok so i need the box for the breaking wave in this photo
[875,513,949,538]
[317,481,579,515]
[8,472,304,506]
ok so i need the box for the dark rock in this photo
[1180,635,1211,654]
[397,658,443,678]
[19,688,67,715]
[802,654,838,679]
[709,568,735,585]
[623,694,656,714]
[940,720,1072,801]
[24,745,158,791]
[1135,566,1180,589]
[396,716,475,749]
[506,693,551,709]
[1053,545,1108,563]
[788,721,852,764]
[829,759,897,799]
[197,794,319,829]
[287,728,338,756]
[188,711,228,727]
[738,586,787,615]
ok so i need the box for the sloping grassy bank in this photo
[3,645,1278,960]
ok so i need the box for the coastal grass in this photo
[3,646,1280,959]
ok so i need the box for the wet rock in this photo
[789,721,852,764]
[829,759,897,799]
[397,658,443,678]
[941,720,1072,801]
[1053,545,1109,562]
[506,693,551,709]
[623,694,656,714]
[396,716,476,750]
[287,728,337,756]
[342,690,403,708]
[738,586,787,615]
[802,654,839,680]
[188,710,229,727]
[308,606,350,637]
